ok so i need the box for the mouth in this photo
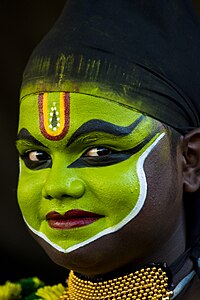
[46,209,103,229]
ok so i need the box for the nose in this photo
[42,174,85,200]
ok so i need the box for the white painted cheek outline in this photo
[23,132,165,254]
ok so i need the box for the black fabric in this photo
[21,0,200,132]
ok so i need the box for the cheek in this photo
[82,157,141,224]
[142,143,182,234]
[145,147,177,200]
[17,166,46,228]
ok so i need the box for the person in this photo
[2,0,200,299]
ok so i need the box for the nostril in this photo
[42,189,54,200]
[61,194,70,199]
[45,195,53,200]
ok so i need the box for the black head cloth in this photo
[21,0,200,132]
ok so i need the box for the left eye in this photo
[83,147,112,157]
[28,151,50,161]
[21,150,52,170]
[70,146,124,167]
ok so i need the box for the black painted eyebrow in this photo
[67,115,145,147]
[16,128,47,148]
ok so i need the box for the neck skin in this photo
[76,208,196,297]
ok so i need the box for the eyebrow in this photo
[16,115,145,148]
[67,115,145,147]
[16,128,47,147]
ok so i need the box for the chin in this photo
[30,231,134,277]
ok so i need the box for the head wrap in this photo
[21,0,200,133]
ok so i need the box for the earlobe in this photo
[181,128,200,193]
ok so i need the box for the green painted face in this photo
[17,92,164,253]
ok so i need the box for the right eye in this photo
[21,150,52,170]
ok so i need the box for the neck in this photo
[60,249,198,300]
[70,250,196,300]
[63,209,196,298]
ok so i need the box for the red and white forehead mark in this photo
[38,92,70,140]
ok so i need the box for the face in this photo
[17,92,184,275]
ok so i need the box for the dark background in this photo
[0,0,200,285]
[0,0,67,284]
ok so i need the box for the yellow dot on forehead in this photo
[38,92,70,140]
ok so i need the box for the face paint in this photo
[17,92,165,254]
[38,92,70,140]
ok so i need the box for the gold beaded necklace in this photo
[60,266,174,299]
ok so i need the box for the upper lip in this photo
[46,209,103,220]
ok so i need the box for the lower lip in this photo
[48,217,100,229]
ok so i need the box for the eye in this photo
[68,132,158,168]
[28,151,50,161]
[72,146,125,167]
[21,150,52,170]
[83,147,112,157]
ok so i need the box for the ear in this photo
[181,128,200,193]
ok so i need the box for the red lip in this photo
[46,210,103,229]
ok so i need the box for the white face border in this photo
[23,133,165,253]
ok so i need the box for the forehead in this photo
[19,91,142,119]
[19,92,156,145]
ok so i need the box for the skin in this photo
[17,92,167,251]
[16,92,200,296]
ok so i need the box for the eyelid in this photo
[67,134,108,149]
[82,131,160,159]
[81,136,148,155]
[16,139,48,150]
[82,144,119,156]
[71,133,149,153]
[17,146,49,158]
[83,146,115,156]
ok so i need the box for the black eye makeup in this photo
[16,119,160,171]
[19,134,149,170]
[68,131,158,168]
[20,150,52,170]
